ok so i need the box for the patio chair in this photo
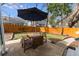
[55,41,76,56]
[21,35,44,52]
[49,36,77,50]
[21,35,32,52]
[55,37,77,53]
[49,37,77,55]
[31,35,44,49]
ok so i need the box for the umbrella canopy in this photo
[17,7,48,21]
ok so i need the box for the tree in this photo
[48,18,56,27]
[67,4,79,27]
[48,3,72,35]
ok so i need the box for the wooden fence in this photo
[3,23,79,38]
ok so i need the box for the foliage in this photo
[48,3,72,25]
[48,18,56,27]
[48,3,72,18]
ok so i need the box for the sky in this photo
[1,3,76,18]
[1,3,48,17]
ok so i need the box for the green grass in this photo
[13,32,65,40]
[47,33,65,40]
[13,32,40,40]
[13,33,27,40]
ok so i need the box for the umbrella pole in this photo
[45,18,48,43]
[45,3,49,43]
[34,21,37,35]
[33,21,35,35]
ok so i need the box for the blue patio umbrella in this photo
[17,7,48,21]
[17,7,48,42]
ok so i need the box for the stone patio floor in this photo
[5,39,66,56]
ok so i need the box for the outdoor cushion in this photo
[69,41,79,47]
[60,38,75,46]
[56,37,77,48]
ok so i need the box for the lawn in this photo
[13,32,65,40]
[47,33,65,40]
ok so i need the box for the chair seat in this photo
[21,35,44,52]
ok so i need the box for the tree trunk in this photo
[61,14,64,35]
